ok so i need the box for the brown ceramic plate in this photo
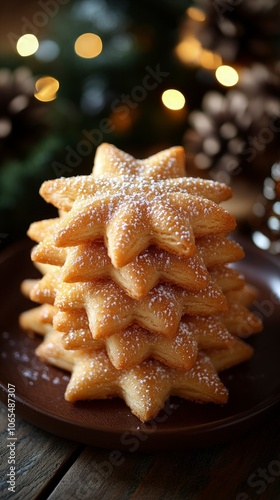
[0,237,279,451]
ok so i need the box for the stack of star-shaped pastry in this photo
[20,143,262,422]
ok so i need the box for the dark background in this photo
[0,0,279,253]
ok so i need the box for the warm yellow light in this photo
[34,76,59,102]
[16,34,39,57]
[176,37,223,71]
[200,50,222,70]
[215,65,239,87]
[74,33,103,59]
[187,7,206,22]
[162,89,186,111]
[175,37,202,65]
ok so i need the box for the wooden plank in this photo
[195,406,280,500]
[131,408,280,500]
[1,395,279,500]
[0,402,81,500]
[46,407,280,500]
[47,446,155,499]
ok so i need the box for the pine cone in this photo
[194,0,280,64]
[250,162,280,254]
[184,64,280,185]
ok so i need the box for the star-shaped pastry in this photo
[40,174,232,211]
[40,176,235,267]
[225,283,259,306]
[27,264,245,330]
[221,300,263,337]
[209,340,254,373]
[28,218,66,267]
[19,140,263,424]
[35,329,76,373]
[197,235,244,268]
[35,332,228,422]
[52,278,227,339]
[60,238,244,297]
[65,349,229,421]
[29,274,57,305]
[53,283,262,342]
[209,266,244,293]
[23,301,254,376]
[92,143,187,179]
[19,304,56,336]
[62,243,210,298]
[28,218,59,242]
[28,265,249,341]
[20,303,236,371]
[61,315,236,370]
[29,230,244,299]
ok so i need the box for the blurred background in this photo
[0,0,279,254]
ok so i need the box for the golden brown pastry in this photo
[35,331,229,422]
[29,234,244,300]
[39,176,235,267]
[19,142,263,423]
[92,143,187,179]
[21,304,236,371]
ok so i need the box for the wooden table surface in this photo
[1,400,280,500]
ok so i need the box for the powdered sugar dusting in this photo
[18,145,244,421]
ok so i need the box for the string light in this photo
[74,33,103,59]
[162,89,185,111]
[16,34,39,57]
[34,76,59,102]
[215,65,239,87]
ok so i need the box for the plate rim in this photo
[1,381,280,435]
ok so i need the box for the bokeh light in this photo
[35,40,60,62]
[162,89,186,110]
[215,65,239,87]
[175,37,202,65]
[200,50,222,70]
[0,119,12,138]
[16,34,39,57]
[74,33,103,59]
[34,76,59,102]
[175,37,222,70]
[252,231,271,250]
[273,201,280,215]
[186,7,206,22]
[9,95,29,113]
